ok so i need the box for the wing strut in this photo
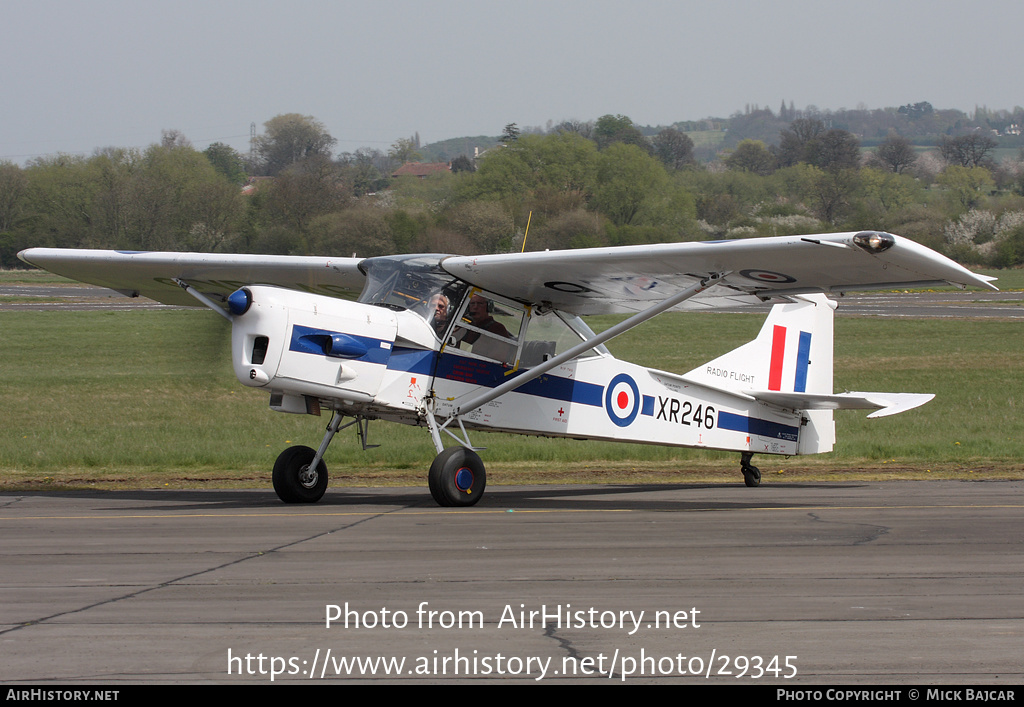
[450,272,729,419]
[173,278,232,322]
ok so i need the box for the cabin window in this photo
[448,290,525,366]
[520,310,607,367]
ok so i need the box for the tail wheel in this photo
[428,447,486,507]
[273,445,328,503]
[740,451,760,487]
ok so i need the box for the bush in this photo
[306,208,395,257]
[441,201,515,253]
[529,209,607,251]
[991,224,1024,267]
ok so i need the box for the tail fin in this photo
[685,294,837,454]
[685,294,835,396]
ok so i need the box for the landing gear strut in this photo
[740,452,761,488]
[422,404,487,507]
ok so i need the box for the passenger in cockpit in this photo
[428,293,449,337]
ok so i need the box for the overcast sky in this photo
[3,0,1021,162]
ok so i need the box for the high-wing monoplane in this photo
[19,232,995,506]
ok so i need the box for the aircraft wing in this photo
[17,249,366,307]
[441,232,997,315]
[20,231,994,314]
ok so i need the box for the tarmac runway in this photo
[1,481,1021,684]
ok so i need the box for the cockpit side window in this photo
[520,310,608,367]
[448,290,525,366]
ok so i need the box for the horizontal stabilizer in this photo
[747,390,934,418]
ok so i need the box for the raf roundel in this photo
[605,373,641,427]
[739,269,796,284]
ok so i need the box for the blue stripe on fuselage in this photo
[641,395,655,416]
[389,348,795,442]
[387,348,604,407]
[386,347,435,376]
[288,325,392,365]
[717,411,799,441]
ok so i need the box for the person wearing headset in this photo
[459,294,515,363]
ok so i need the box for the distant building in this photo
[391,162,451,178]
[241,176,274,195]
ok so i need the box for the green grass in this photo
[0,269,76,285]
[1,306,1021,490]
[976,268,1024,290]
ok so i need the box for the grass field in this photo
[1,296,1021,491]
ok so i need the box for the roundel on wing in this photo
[739,269,796,284]
[544,281,594,294]
[605,374,640,427]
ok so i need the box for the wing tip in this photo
[16,248,47,268]
[973,274,1000,292]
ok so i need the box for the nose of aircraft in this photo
[228,287,253,316]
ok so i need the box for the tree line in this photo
[2,108,1023,270]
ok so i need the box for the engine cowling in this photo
[229,286,398,407]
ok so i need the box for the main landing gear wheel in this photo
[273,445,328,503]
[740,452,761,488]
[428,447,486,507]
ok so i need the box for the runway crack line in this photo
[0,502,421,637]
[544,623,584,664]
[0,495,26,510]
[806,512,891,545]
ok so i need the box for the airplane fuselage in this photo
[231,285,812,458]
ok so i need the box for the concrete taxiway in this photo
[1,481,1021,684]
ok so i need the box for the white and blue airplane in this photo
[19,231,994,506]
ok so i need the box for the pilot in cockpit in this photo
[427,292,449,337]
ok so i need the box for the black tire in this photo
[428,447,486,507]
[273,445,328,503]
[743,464,761,488]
